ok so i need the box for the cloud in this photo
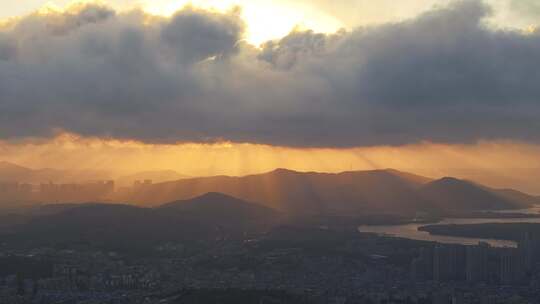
[291,0,452,27]
[161,7,244,64]
[509,0,540,18]
[0,0,540,147]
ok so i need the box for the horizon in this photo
[3,1,540,301]
[2,159,540,198]
[0,0,540,196]
[2,157,540,195]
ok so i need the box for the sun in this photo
[0,0,344,45]
[141,0,344,45]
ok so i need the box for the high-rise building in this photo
[499,248,524,285]
[133,180,153,191]
[411,247,433,281]
[466,242,490,283]
[518,232,534,272]
[434,244,466,282]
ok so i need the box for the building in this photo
[466,242,490,283]
[0,181,33,201]
[518,232,534,272]
[39,181,115,202]
[133,180,153,191]
[434,244,465,282]
[411,247,433,281]
[499,248,524,285]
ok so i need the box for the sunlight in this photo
[141,0,343,45]
[1,134,540,195]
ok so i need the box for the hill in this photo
[0,214,29,232]
[156,192,281,232]
[158,192,280,223]
[119,169,436,216]
[13,193,281,251]
[419,177,529,212]
[0,161,34,182]
[0,161,111,183]
[116,170,189,186]
[119,169,536,216]
[490,188,540,207]
[383,169,433,186]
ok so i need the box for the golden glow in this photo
[1,0,538,43]
[1,134,540,194]
[0,0,455,41]
[141,0,343,45]
[0,1,539,195]
[0,0,343,46]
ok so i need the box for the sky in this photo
[0,0,539,193]
[0,0,345,45]
[2,0,539,44]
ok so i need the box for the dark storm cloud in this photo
[0,0,539,147]
[162,8,243,64]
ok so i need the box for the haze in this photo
[0,0,538,194]
[3,1,540,303]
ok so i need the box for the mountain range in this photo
[0,161,187,186]
[2,167,539,252]
[0,161,111,184]
[116,170,190,187]
[1,161,538,217]
[118,168,539,216]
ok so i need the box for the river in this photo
[358,206,540,248]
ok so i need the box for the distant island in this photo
[419,223,540,241]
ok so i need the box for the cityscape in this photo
[0,181,115,204]
[2,219,540,303]
[2,0,540,303]
[1,165,540,303]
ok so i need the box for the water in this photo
[358,206,540,248]
[493,205,540,215]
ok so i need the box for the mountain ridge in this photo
[116,170,189,186]
[117,168,534,216]
[418,177,526,212]
[14,192,281,249]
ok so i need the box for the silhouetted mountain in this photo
[429,167,540,196]
[120,169,434,216]
[118,169,536,216]
[116,170,189,186]
[157,192,281,232]
[18,204,154,250]
[29,203,109,216]
[490,188,540,207]
[383,169,433,186]
[419,177,527,211]
[14,193,280,251]
[0,161,34,181]
[160,192,278,216]
[0,161,111,183]
[0,214,28,232]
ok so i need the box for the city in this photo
[2,0,540,303]
[2,221,540,303]
[1,165,540,303]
